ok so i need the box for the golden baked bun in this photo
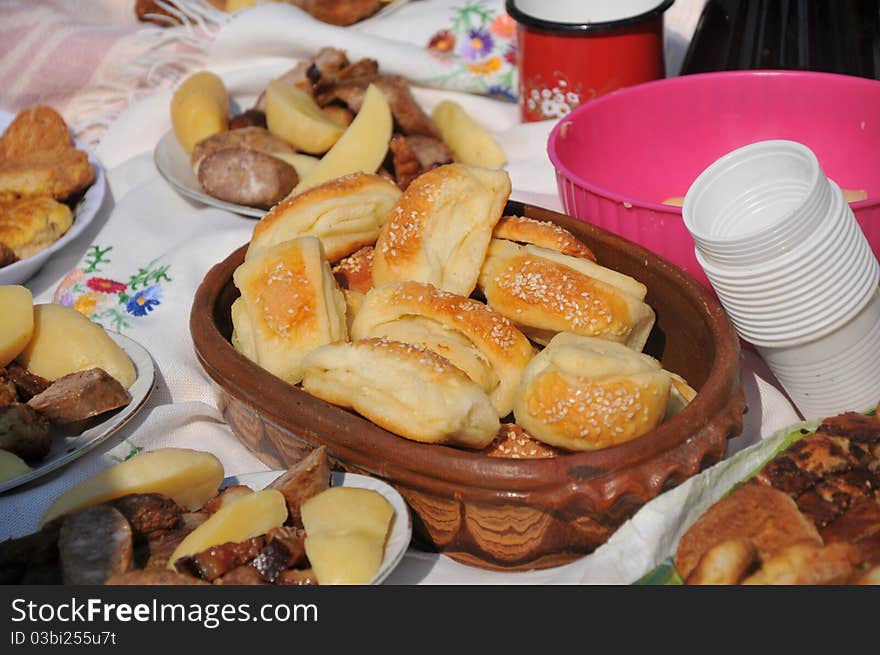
[0,196,73,259]
[675,482,823,580]
[482,424,561,459]
[350,280,534,416]
[246,172,401,262]
[301,338,499,449]
[478,239,655,349]
[513,333,671,451]
[493,215,596,261]
[372,163,511,296]
[232,235,347,384]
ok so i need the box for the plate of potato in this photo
[0,290,155,493]
[154,49,507,218]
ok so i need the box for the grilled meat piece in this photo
[267,446,330,527]
[201,485,253,515]
[215,564,267,585]
[108,494,182,539]
[756,432,860,496]
[176,537,265,582]
[821,497,880,549]
[58,505,133,585]
[27,367,131,425]
[276,567,318,585]
[318,75,439,137]
[0,403,51,460]
[796,469,879,528]
[389,135,421,190]
[306,47,351,88]
[229,109,268,130]
[816,411,880,447]
[5,363,50,401]
[106,569,208,585]
[252,526,308,582]
[0,519,62,583]
[0,369,18,405]
[144,512,208,570]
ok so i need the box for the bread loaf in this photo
[478,239,655,349]
[372,163,510,295]
[513,333,671,451]
[301,338,499,449]
[247,172,400,262]
[350,280,534,416]
[232,235,347,384]
[493,215,596,261]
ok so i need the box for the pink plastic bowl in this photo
[548,70,880,288]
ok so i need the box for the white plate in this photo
[0,111,108,285]
[225,469,412,585]
[154,129,265,219]
[0,332,155,493]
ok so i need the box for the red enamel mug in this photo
[506,0,673,122]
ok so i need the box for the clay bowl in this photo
[191,201,745,571]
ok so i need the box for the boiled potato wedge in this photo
[0,285,34,367]
[291,84,393,194]
[431,100,506,169]
[16,304,136,389]
[171,71,229,153]
[0,449,31,483]
[41,448,224,525]
[304,533,385,585]
[167,489,288,569]
[300,487,394,541]
[301,486,394,585]
[265,81,345,155]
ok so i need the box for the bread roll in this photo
[478,239,655,349]
[246,172,401,262]
[232,235,347,384]
[351,281,534,416]
[301,338,499,449]
[372,163,511,295]
[513,333,671,451]
[481,423,561,459]
[674,482,823,580]
[493,215,596,261]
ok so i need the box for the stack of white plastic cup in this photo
[682,140,880,420]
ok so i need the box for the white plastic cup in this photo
[682,139,880,419]
[756,289,880,420]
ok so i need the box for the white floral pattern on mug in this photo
[524,73,593,120]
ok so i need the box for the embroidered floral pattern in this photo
[54,244,173,333]
[423,1,517,100]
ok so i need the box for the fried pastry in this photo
[232,236,347,384]
[0,196,73,259]
[301,338,499,449]
[351,281,534,417]
[478,239,655,349]
[0,106,94,201]
[247,172,400,262]
[513,333,671,451]
[372,163,511,296]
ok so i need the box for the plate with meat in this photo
[0,108,107,285]
[0,445,411,585]
[0,331,154,494]
[154,47,505,218]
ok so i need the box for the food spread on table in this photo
[3,1,880,587]
[0,107,95,270]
